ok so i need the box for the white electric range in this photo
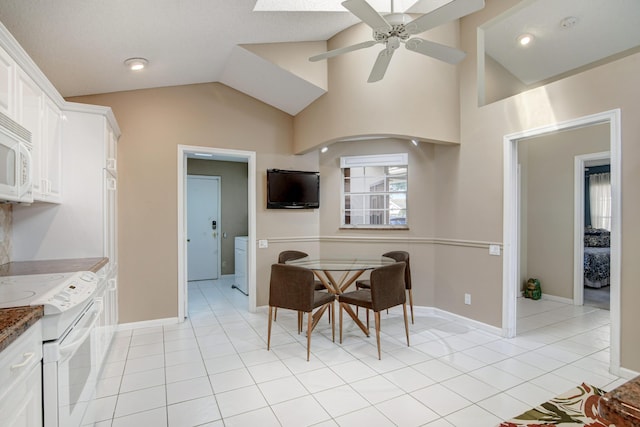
[0,271,101,427]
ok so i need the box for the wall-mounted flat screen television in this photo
[267,169,320,209]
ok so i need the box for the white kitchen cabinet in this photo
[0,45,15,118]
[40,97,62,202]
[0,322,43,427]
[12,107,120,266]
[13,68,62,203]
[106,271,118,339]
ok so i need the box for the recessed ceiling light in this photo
[124,57,148,71]
[517,34,533,47]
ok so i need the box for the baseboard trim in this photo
[427,307,504,337]
[541,294,574,305]
[615,366,640,380]
[117,317,180,331]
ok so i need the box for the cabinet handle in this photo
[11,352,35,370]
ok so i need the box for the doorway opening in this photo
[177,145,257,320]
[503,109,621,375]
[574,152,611,311]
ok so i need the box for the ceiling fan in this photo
[309,0,485,82]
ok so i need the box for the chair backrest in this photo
[269,263,316,312]
[278,250,308,264]
[369,262,406,312]
[382,251,411,290]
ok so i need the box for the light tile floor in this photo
[82,277,628,426]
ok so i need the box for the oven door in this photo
[43,299,103,427]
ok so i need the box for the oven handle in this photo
[58,300,102,360]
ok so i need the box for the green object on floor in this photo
[524,278,541,300]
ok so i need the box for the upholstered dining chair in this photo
[338,262,409,360]
[267,263,335,361]
[355,251,414,324]
[274,250,327,321]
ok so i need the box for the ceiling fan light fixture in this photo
[124,57,148,71]
[517,33,534,47]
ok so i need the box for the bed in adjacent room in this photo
[584,228,610,288]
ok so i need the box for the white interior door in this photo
[187,175,220,281]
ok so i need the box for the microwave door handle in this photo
[58,302,102,361]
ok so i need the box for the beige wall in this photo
[293,20,462,151]
[69,83,319,323]
[318,138,438,306]
[187,159,248,275]
[519,124,609,299]
[483,54,527,105]
[69,0,640,372]
[445,0,640,369]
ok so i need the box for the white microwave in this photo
[0,111,32,203]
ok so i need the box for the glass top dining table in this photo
[285,256,396,339]
[285,257,395,294]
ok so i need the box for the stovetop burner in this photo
[0,273,67,286]
[0,289,37,305]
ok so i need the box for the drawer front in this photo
[0,321,43,400]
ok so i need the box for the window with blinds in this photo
[340,153,408,228]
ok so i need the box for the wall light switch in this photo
[258,239,268,249]
[464,293,471,305]
[489,244,501,256]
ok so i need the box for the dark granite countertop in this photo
[0,306,44,353]
[600,375,640,426]
[0,257,109,276]
[0,257,108,354]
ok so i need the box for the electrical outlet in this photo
[258,239,268,249]
[464,293,471,305]
[489,244,501,256]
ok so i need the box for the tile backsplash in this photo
[0,205,11,265]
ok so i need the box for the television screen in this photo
[267,169,320,209]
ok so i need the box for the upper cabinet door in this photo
[0,46,15,119]
[43,97,62,202]
[15,68,42,197]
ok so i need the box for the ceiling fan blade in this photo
[405,0,484,35]
[342,0,392,32]
[405,37,466,64]
[309,40,378,62]
[368,47,395,83]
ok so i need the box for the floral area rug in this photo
[499,383,609,426]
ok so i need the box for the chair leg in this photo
[274,307,278,321]
[366,309,369,330]
[298,311,303,334]
[408,289,414,324]
[339,303,343,344]
[307,311,312,361]
[330,302,335,343]
[267,306,273,350]
[374,311,382,360]
[402,303,410,347]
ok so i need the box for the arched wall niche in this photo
[293,18,463,153]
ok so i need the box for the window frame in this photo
[339,153,409,230]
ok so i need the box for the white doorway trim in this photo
[502,109,621,374]
[573,151,610,307]
[177,145,257,320]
